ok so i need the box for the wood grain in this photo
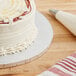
[0,0,76,76]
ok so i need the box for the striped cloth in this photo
[37,53,76,76]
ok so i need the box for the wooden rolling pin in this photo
[49,9,76,36]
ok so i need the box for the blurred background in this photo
[1,0,76,76]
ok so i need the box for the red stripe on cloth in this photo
[66,58,76,63]
[63,59,76,68]
[56,63,76,73]
[60,62,76,71]
[71,53,76,58]
[48,67,72,76]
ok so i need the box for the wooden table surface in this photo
[1,0,76,76]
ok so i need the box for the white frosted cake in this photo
[0,0,38,56]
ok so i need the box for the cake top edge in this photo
[0,0,31,25]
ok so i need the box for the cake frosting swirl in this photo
[0,0,31,24]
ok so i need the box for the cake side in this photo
[0,0,38,56]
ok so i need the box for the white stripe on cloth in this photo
[56,62,76,72]
[64,58,76,65]
[53,65,76,76]
[60,61,76,69]
[67,56,76,62]
[37,71,59,76]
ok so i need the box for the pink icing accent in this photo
[0,0,32,24]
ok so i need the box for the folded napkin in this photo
[37,53,76,76]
